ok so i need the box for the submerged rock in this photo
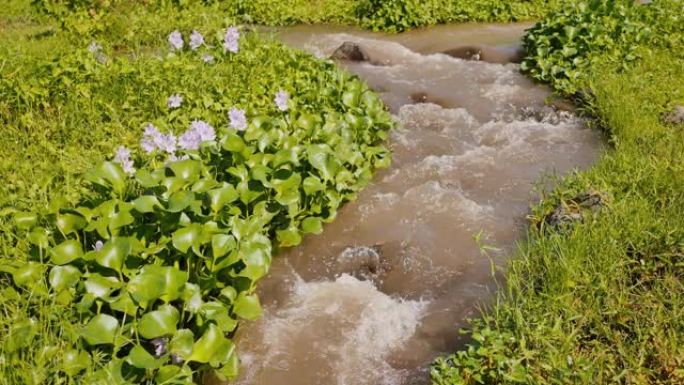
[330,42,369,62]
[546,189,607,228]
[663,105,684,125]
[409,92,450,108]
[442,45,524,64]
[442,46,483,61]
[335,244,389,282]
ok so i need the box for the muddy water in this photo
[232,24,602,385]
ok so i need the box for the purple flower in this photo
[275,89,289,111]
[202,53,215,63]
[179,129,201,151]
[223,27,239,53]
[141,124,177,154]
[228,107,247,131]
[159,132,177,154]
[88,41,102,53]
[168,30,184,51]
[113,146,135,175]
[167,94,183,109]
[192,120,216,142]
[189,30,204,51]
[179,120,215,150]
[141,124,162,153]
[150,338,167,358]
[93,240,104,251]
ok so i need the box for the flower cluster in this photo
[189,30,204,51]
[111,28,294,176]
[141,124,177,154]
[224,27,239,53]
[229,107,247,131]
[113,146,135,175]
[275,89,289,111]
[168,30,183,51]
[179,120,216,151]
[167,94,183,109]
[167,27,240,56]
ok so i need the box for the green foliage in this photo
[0,5,393,383]
[29,0,561,34]
[521,0,684,95]
[356,0,559,32]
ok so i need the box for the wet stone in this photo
[330,41,370,62]
[335,245,389,282]
[442,46,483,61]
[442,45,524,64]
[663,105,684,125]
[546,189,607,228]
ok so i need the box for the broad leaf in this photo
[51,240,84,265]
[138,305,179,339]
[48,265,81,292]
[81,314,119,345]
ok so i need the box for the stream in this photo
[229,23,603,385]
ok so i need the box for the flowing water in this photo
[230,24,602,385]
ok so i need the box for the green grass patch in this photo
[31,0,560,33]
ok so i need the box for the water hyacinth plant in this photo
[168,30,184,51]
[228,108,248,131]
[275,89,289,111]
[3,21,394,384]
[167,94,183,109]
[189,30,204,50]
[223,27,240,53]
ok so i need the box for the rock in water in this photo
[442,45,525,64]
[442,46,483,61]
[663,105,684,125]
[330,42,369,62]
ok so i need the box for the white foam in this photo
[236,274,428,385]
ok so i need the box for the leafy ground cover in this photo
[32,0,559,33]
[432,0,684,384]
[0,1,392,383]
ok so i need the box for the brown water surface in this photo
[231,24,602,385]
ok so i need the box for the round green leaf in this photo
[126,345,161,369]
[208,186,239,213]
[14,212,37,230]
[138,305,179,339]
[132,196,162,213]
[172,224,202,253]
[167,191,195,213]
[56,213,87,235]
[188,323,234,365]
[276,226,302,247]
[94,238,130,272]
[170,329,194,360]
[233,292,262,321]
[301,217,323,234]
[81,314,119,345]
[48,265,81,292]
[51,240,84,265]
[13,262,45,287]
[62,350,91,376]
[169,159,202,182]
